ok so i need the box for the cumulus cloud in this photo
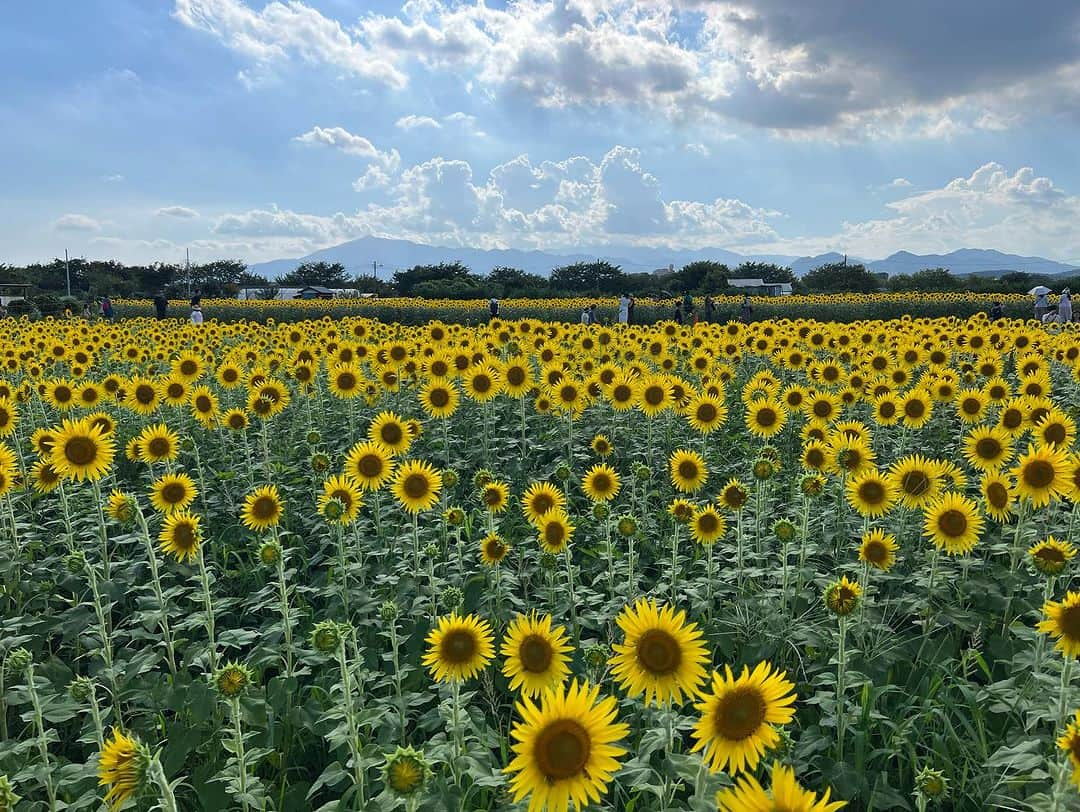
[175,0,1080,138]
[293,126,401,175]
[395,114,441,130]
[156,205,201,219]
[55,214,102,232]
[887,178,913,189]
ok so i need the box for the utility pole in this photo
[65,249,71,297]
[185,248,191,296]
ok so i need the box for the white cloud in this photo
[686,143,711,157]
[293,126,401,176]
[102,174,125,183]
[156,205,201,219]
[887,177,912,189]
[395,114,441,130]
[54,214,102,232]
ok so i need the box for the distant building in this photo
[727,278,792,296]
[652,264,675,277]
[296,285,338,300]
[237,286,353,301]
[0,282,30,307]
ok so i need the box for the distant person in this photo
[1059,288,1073,323]
[682,291,694,320]
[1034,290,1050,321]
[618,294,630,324]
[82,301,94,319]
[589,304,598,325]
[153,293,168,320]
[627,295,635,325]
[489,297,499,318]
[989,300,1004,320]
[190,296,204,325]
[100,295,114,322]
[0,303,8,319]
[674,302,684,325]
[703,295,716,322]
[739,294,753,324]
[580,305,591,325]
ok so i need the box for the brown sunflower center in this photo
[1060,605,1080,642]
[403,473,430,500]
[1036,546,1065,564]
[429,388,450,408]
[440,629,477,664]
[975,438,1002,460]
[1044,423,1067,446]
[534,720,591,781]
[696,403,717,423]
[135,384,155,404]
[813,401,832,418]
[644,386,664,406]
[380,422,403,445]
[938,509,968,538]
[986,481,1009,509]
[678,460,699,480]
[805,448,825,468]
[590,473,612,494]
[713,687,767,741]
[358,454,383,478]
[636,629,682,675]
[1002,408,1023,429]
[483,487,503,506]
[544,522,566,547]
[519,634,553,673]
[531,494,554,515]
[252,495,278,520]
[863,540,887,564]
[337,372,357,390]
[172,522,197,551]
[904,400,925,418]
[1023,460,1055,489]
[878,401,896,419]
[161,482,187,504]
[195,395,212,412]
[64,437,97,466]
[228,414,246,429]
[755,407,777,427]
[473,375,492,393]
[147,437,171,458]
[506,367,526,387]
[484,537,506,560]
[613,384,632,402]
[696,512,719,534]
[859,480,886,505]
[167,383,184,399]
[180,360,197,376]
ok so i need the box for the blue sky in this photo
[3,0,1080,266]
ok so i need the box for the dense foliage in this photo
[0,313,1079,810]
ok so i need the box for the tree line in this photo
[3,256,1078,315]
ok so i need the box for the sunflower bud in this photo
[616,515,638,538]
[773,519,797,542]
[539,552,558,571]
[311,620,343,654]
[443,506,465,527]
[592,503,609,521]
[383,746,431,798]
[7,648,31,674]
[254,540,279,568]
[800,473,827,498]
[584,644,608,670]
[634,464,651,482]
[423,543,440,560]
[321,497,345,523]
[472,468,495,489]
[68,676,95,702]
[441,586,464,612]
[751,457,775,481]
[0,775,20,812]
[915,766,948,801]
[306,430,321,445]
[65,550,86,574]
[213,661,254,699]
[554,464,571,482]
[180,437,195,453]
[379,601,399,622]
[442,469,459,488]
[310,453,330,473]
[824,575,862,617]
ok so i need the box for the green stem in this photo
[25,663,58,811]
[274,528,294,678]
[147,753,179,812]
[135,506,177,674]
[198,548,218,672]
[231,696,251,812]
[837,615,849,764]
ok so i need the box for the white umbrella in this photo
[1028,285,1052,296]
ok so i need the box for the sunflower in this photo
[824,575,862,615]
[744,399,787,438]
[1029,536,1076,576]
[44,378,76,411]
[590,434,613,457]
[30,459,62,494]
[504,680,629,812]
[222,408,249,432]
[719,478,750,512]
[806,391,842,426]
[464,364,502,403]
[669,449,708,494]
[159,510,202,563]
[419,379,459,419]
[536,509,574,554]
[800,440,829,472]
[690,505,727,546]
[582,464,621,503]
[317,474,364,525]
[522,482,566,526]
[829,436,876,477]
[422,612,495,682]
[480,481,510,513]
[845,469,895,517]
[392,459,443,514]
[98,729,145,811]
[899,390,933,429]
[50,418,116,482]
[871,392,901,426]
[690,661,796,775]
[480,532,510,565]
[923,493,984,555]
[954,388,988,423]
[686,393,728,434]
[0,398,17,437]
[606,374,638,412]
[343,440,396,491]
[137,423,179,464]
[501,612,573,698]
[149,472,198,514]
[105,490,137,523]
[30,427,56,457]
[1035,409,1077,450]
[1038,591,1080,658]
[636,374,673,418]
[962,426,1014,472]
[1058,711,1080,789]
[368,411,412,456]
[715,763,846,812]
[383,746,430,799]
[886,455,942,509]
[609,599,708,707]
[1011,445,1071,507]
[858,529,898,572]
[980,472,1015,522]
[501,359,534,397]
[668,498,694,523]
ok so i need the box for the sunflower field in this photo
[1,313,1080,811]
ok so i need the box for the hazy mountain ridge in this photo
[249,237,1077,281]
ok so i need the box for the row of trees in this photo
[3,256,1078,306]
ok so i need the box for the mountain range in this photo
[249,237,1077,281]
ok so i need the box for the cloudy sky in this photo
[4,0,1080,266]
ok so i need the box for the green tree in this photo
[393,262,478,296]
[802,261,879,293]
[550,261,624,293]
[487,266,549,296]
[279,261,351,288]
[676,261,729,292]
